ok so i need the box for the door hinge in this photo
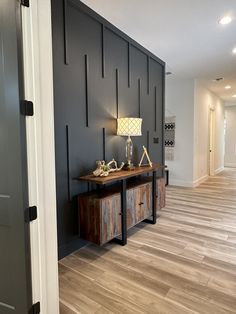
[25,206,37,223]
[21,100,34,116]
[21,0,30,7]
[29,302,40,314]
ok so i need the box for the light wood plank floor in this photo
[59,169,236,314]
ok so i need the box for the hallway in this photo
[59,169,236,314]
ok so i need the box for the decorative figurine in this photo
[139,146,152,167]
[93,159,124,177]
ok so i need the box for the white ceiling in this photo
[81,0,236,103]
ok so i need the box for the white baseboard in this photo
[224,163,236,168]
[215,167,224,174]
[193,175,209,187]
[170,174,209,188]
[169,168,225,188]
[169,179,195,188]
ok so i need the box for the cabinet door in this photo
[101,195,121,244]
[127,188,136,228]
[157,177,166,210]
[135,183,152,223]
[79,197,101,245]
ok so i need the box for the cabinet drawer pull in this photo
[139,202,144,206]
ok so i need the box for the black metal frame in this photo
[113,179,127,245]
[152,171,157,223]
[144,170,158,224]
[114,171,158,245]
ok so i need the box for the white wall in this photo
[165,78,225,187]
[165,77,195,186]
[225,106,236,167]
[194,81,225,184]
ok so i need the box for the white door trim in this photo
[21,1,59,313]
[209,106,215,176]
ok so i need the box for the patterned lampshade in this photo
[117,117,142,136]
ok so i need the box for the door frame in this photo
[208,106,215,176]
[21,1,59,313]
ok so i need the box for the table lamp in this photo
[117,117,142,169]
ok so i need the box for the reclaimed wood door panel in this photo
[157,177,166,210]
[135,183,152,223]
[127,188,136,229]
[78,178,166,246]
[79,197,101,245]
[141,182,152,220]
[101,195,121,244]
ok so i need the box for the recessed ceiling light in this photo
[225,85,231,89]
[233,47,236,54]
[233,94,236,98]
[219,16,232,25]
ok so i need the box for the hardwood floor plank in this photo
[59,168,236,313]
[60,301,79,314]
[60,254,105,280]
[59,264,145,314]
[202,256,236,274]
[166,288,235,314]
[73,247,170,298]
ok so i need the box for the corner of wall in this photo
[193,81,225,183]
[215,166,224,174]
[165,77,195,187]
[193,174,209,187]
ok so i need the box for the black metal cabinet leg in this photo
[144,170,158,224]
[113,179,127,246]
[152,171,157,224]
[121,179,127,245]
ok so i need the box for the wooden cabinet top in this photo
[76,163,164,185]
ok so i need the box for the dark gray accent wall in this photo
[51,0,165,259]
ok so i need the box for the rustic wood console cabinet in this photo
[77,164,165,246]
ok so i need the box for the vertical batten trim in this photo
[63,0,68,65]
[154,86,157,132]
[147,130,150,153]
[116,69,119,118]
[66,125,71,201]
[138,78,141,118]
[162,65,166,170]
[101,24,105,78]
[85,54,89,127]
[128,43,131,87]
[103,127,106,161]
[147,56,150,94]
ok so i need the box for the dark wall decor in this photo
[51,0,165,259]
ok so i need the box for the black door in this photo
[0,1,32,313]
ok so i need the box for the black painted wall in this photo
[51,0,165,259]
